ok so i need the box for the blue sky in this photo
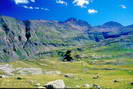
[0,0,133,26]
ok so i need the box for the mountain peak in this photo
[63,18,91,28]
[65,18,77,23]
[126,24,133,28]
[103,21,123,28]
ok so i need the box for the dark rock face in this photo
[23,20,31,41]
[0,15,133,62]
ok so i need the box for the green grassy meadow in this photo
[0,44,133,89]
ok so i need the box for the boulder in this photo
[75,85,80,88]
[38,86,46,88]
[113,80,119,83]
[16,77,23,80]
[130,82,133,85]
[93,75,99,79]
[44,71,62,75]
[93,84,102,89]
[44,80,65,89]
[0,75,6,78]
[64,74,74,78]
[34,83,41,87]
[0,75,3,78]
[83,84,90,88]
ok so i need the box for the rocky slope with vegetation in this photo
[0,15,133,62]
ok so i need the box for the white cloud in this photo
[120,5,127,9]
[73,0,91,8]
[23,5,28,8]
[30,0,35,2]
[23,5,49,11]
[56,0,68,6]
[15,0,29,4]
[35,7,49,11]
[42,8,50,11]
[29,6,33,9]
[23,5,33,9]
[88,9,98,14]
[14,0,35,4]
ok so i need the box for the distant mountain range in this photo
[0,16,133,62]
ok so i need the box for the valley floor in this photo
[0,58,133,89]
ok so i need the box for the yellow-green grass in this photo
[0,59,133,89]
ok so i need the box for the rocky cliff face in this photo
[0,16,133,62]
[0,16,92,62]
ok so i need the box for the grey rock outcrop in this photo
[0,64,14,75]
[16,68,43,75]
[44,71,62,75]
[44,80,65,89]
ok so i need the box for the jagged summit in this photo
[64,18,77,22]
[62,18,91,27]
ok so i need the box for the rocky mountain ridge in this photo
[0,15,133,62]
